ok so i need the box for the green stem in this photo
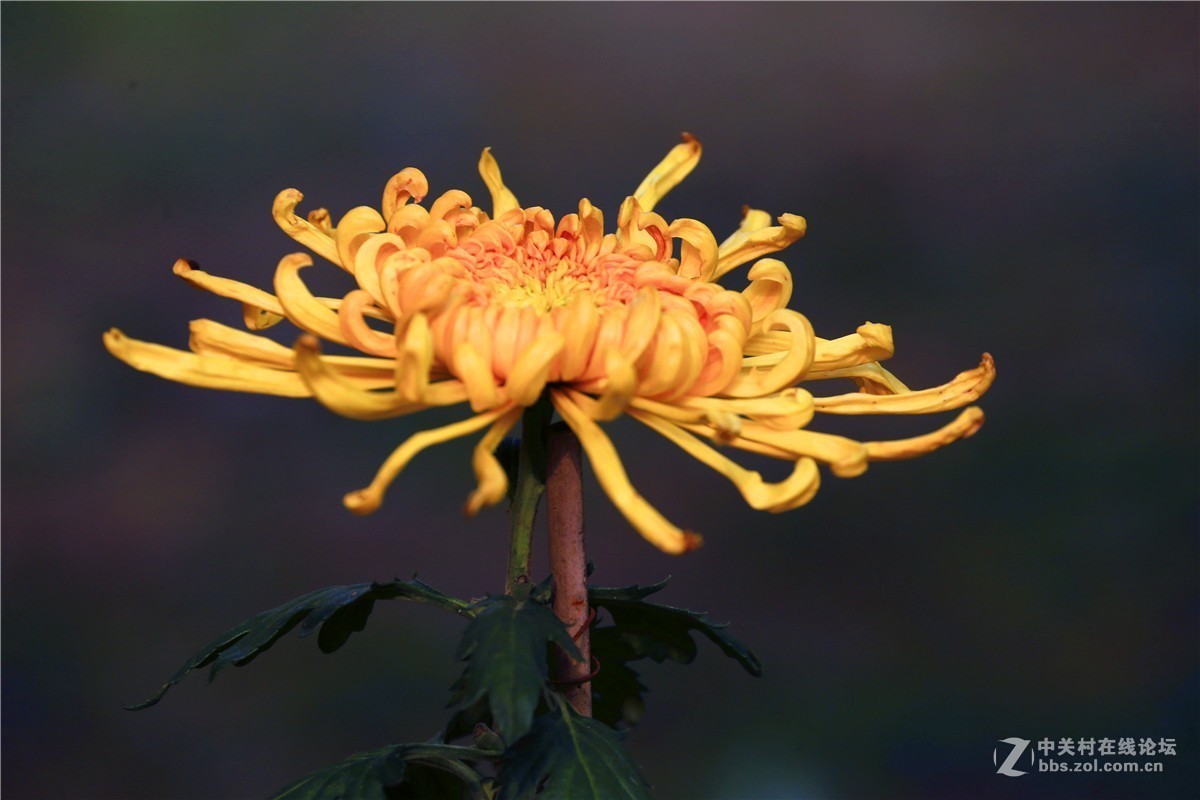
[505,396,553,599]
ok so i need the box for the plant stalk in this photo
[505,397,552,599]
[546,423,592,717]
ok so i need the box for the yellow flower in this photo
[105,135,994,554]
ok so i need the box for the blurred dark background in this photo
[3,3,1197,799]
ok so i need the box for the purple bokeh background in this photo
[3,4,1197,798]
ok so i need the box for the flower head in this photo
[106,135,994,553]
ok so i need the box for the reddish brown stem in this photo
[546,424,592,716]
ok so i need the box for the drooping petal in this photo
[294,334,467,420]
[814,354,995,414]
[505,332,565,406]
[344,404,517,515]
[104,329,310,397]
[866,407,985,460]
[556,293,601,382]
[803,362,910,395]
[452,341,501,412]
[272,189,342,267]
[464,406,524,516]
[679,389,815,431]
[395,312,434,403]
[714,213,806,279]
[630,409,820,513]
[172,259,284,325]
[553,389,701,554]
[188,318,294,368]
[478,148,520,218]
[632,132,702,213]
[191,320,399,388]
[593,350,637,421]
[680,417,871,479]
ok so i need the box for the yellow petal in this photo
[192,320,399,388]
[866,407,985,460]
[556,293,600,382]
[722,310,814,398]
[803,362,910,395]
[814,354,995,414]
[681,389,815,431]
[479,148,520,218]
[104,328,310,397]
[273,253,351,345]
[615,196,657,254]
[334,206,387,279]
[430,190,474,222]
[243,305,285,331]
[681,417,870,478]
[718,206,773,251]
[396,312,434,403]
[506,332,565,406]
[742,258,793,337]
[172,259,284,321]
[464,406,524,516]
[188,318,294,368]
[346,233,404,310]
[344,404,516,515]
[272,189,342,266]
[381,167,429,221]
[802,323,895,370]
[294,334,466,420]
[553,389,701,554]
[630,409,820,513]
[687,328,745,398]
[668,218,720,281]
[632,132,702,213]
[452,341,501,412]
[593,350,637,421]
[714,213,806,279]
[338,290,397,358]
[620,286,663,364]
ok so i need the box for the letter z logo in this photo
[994,737,1033,776]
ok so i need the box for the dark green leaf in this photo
[497,697,651,800]
[272,744,408,800]
[450,596,581,743]
[128,577,471,710]
[388,757,486,800]
[589,580,762,676]
[588,629,647,729]
[272,743,494,800]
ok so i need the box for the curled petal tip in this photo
[960,406,986,437]
[682,531,704,552]
[779,213,807,236]
[296,333,321,351]
[344,489,379,516]
[102,327,126,353]
[171,258,196,276]
[681,131,698,144]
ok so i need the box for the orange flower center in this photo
[441,213,645,314]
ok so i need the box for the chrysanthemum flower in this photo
[105,135,993,554]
